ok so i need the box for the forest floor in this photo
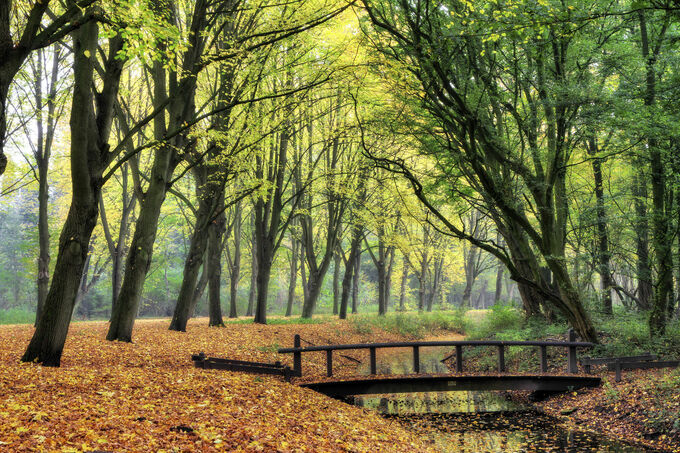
[0,317,437,453]
[525,365,680,452]
[2,314,679,452]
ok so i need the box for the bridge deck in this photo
[301,374,601,397]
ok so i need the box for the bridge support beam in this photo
[301,375,601,398]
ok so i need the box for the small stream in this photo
[351,346,657,453]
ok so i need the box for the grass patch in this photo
[465,303,527,340]
[347,311,465,339]
[0,308,35,325]
[257,342,282,353]
[225,316,330,325]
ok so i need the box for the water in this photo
[351,345,655,452]
[391,411,653,453]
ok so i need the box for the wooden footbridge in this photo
[277,329,601,397]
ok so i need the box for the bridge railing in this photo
[277,329,594,378]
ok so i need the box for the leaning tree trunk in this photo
[169,194,211,331]
[108,0,207,341]
[107,146,175,341]
[301,267,329,318]
[23,21,121,365]
[339,259,354,319]
[500,223,543,317]
[546,257,599,342]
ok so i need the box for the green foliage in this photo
[348,311,464,339]
[465,303,525,340]
[592,310,680,358]
[0,308,34,325]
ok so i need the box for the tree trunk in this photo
[377,256,387,315]
[36,155,50,325]
[254,246,272,324]
[398,256,408,311]
[588,137,614,314]
[107,0,208,341]
[208,206,226,326]
[285,234,299,317]
[169,194,211,331]
[23,21,123,365]
[385,244,395,311]
[638,11,672,336]
[339,226,362,319]
[545,257,599,342]
[228,203,241,319]
[247,226,257,317]
[34,47,61,326]
[108,144,175,341]
[332,250,341,315]
[351,251,361,314]
[302,267,330,318]
[633,170,652,311]
[494,263,504,303]
[500,224,544,317]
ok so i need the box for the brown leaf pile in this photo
[531,368,680,453]
[0,318,435,452]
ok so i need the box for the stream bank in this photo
[349,334,664,452]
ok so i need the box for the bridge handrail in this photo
[278,329,592,378]
[277,339,594,353]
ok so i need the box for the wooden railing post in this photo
[567,329,578,374]
[413,346,420,373]
[293,334,302,377]
[582,356,591,374]
[539,345,548,373]
[369,347,377,375]
[497,345,505,372]
[326,350,333,377]
[455,345,463,372]
[615,359,622,382]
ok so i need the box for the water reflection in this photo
[352,345,654,452]
[391,412,654,453]
[354,390,524,414]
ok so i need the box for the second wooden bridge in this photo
[277,330,602,396]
